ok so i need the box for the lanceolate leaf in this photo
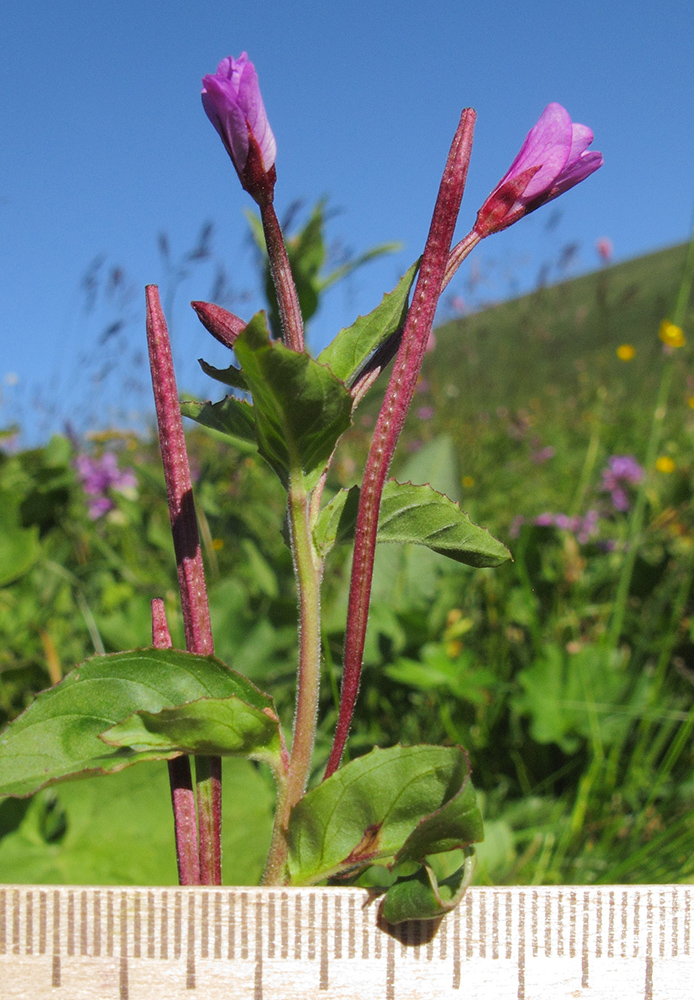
[180,396,257,447]
[286,745,483,885]
[0,649,280,798]
[233,312,353,489]
[317,262,419,385]
[314,479,511,566]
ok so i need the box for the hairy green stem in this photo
[263,477,323,883]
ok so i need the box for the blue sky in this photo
[2,1,693,441]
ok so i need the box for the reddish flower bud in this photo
[191,301,246,349]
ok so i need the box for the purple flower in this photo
[600,454,643,512]
[202,54,277,204]
[75,452,137,520]
[532,509,599,544]
[475,103,603,237]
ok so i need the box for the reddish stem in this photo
[325,109,477,778]
[260,202,305,353]
[145,285,222,885]
[152,598,200,886]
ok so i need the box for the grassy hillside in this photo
[384,241,694,528]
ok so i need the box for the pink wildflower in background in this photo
[511,510,599,544]
[596,237,613,262]
[600,455,643,512]
[75,452,137,520]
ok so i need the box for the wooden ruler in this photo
[1,884,692,998]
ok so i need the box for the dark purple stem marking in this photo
[152,598,200,886]
[324,109,477,778]
[145,285,222,885]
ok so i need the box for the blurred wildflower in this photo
[474,103,603,237]
[616,343,635,361]
[462,475,475,488]
[688,396,694,409]
[530,445,555,464]
[600,454,644,511]
[527,509,600,543]
[202,54,277,205]
[596,237,613,262]
[75,452,137,520]
[212,538,225,551]
[658,320,686,349]
[417,405,435,420]
[656,455,676,474]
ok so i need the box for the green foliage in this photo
[232,312,353,489]
[0,648,279,796]
[0,760,273,885]
[317,261,419,385]
[315,479,510,566]
[2,241,694,893]
[287,745,482,886]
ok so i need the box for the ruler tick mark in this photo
[80,890,88,957]
[386,932,395,1000]
[160,890,168,960]
[120,892,129,1000]
[93,891,101,958]
[581,891,589,988]
[254,897,263,1000]
[186,892,196,989]
[453,897,461,989]
[320,894,329,990]
[26,890,34,956]
[12,888,20,955]
[517,891,525,1000]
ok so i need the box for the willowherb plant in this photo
[0,53,601,921]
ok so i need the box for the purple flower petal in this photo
[475,103,602,236]
[202,53,276,182]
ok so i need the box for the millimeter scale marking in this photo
[0,885,692,999]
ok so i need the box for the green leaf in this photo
[381,851,476,923]
[287,745,483,885]
[233,312,352,489]
[102,695,280,764]
[0,492,41,586]
[317,261,419,385]
[180,396,257,447]
[0,648,280,798]
[198,358,248,391]
[0,759,273,885]
[314,479,511,567]
[312,485,360,556]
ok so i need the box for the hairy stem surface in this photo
[325,110,477,777]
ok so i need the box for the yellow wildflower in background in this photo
[658,320,686,348]
[212,538,225,551]
[462,475,475,488]
[616,343,635,361]
[656,456,676,474]
[688,397,694,410]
